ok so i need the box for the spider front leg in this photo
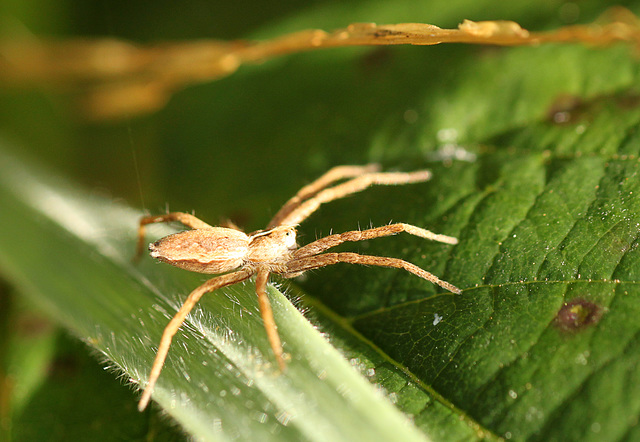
[286,252,461,294]
[138,268,253,411]
[268,164,380,228]
[255,268,286,371]
[136,212,213,259]
[274,169,433,227]
[293,223,458,259]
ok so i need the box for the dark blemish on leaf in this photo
[547,91,640,125]
[615,93,640,110]
[554,299,603,332]
[547,94,585,125]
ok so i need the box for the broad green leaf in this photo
[2,0,640,440]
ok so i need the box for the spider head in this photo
[247,225,297,264]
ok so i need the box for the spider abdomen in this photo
[150,227,249,274]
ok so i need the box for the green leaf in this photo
[2,0,640,440]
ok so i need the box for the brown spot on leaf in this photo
[547,91,640,125]
[547,94,585,125]
[555,299,603,332]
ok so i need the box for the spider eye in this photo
[283,229,296,248]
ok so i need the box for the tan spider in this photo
[135,164,460,410]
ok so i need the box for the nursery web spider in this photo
[135,164,460,411]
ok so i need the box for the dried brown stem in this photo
[3,7,637,119]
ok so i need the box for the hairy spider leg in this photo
[136,212,213,258]
[293,223,458,259]
[255,268,286,371]
[138,268,253,411]
[285,252,461,295]
[273,170,433,227]
[268,164,380,228]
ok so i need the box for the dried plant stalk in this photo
[1,7,638,119]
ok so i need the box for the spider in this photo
[135,164,460,411]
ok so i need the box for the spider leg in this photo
[219,218,243,231]
[136,212,213,259]
[138,268,253,411]
[294,223,457,259]
[273,169,433,227]
[268,164,380,228]
[255,268,286,371]
[285,252,461,294]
